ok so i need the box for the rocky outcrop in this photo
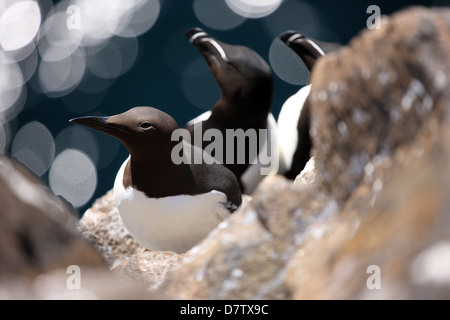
[112,250,184,289]
[286,126,450,299]
[78,191,144,268]
[0,155,112,298]
[0,155,104,279]
[310,6,450,202]
[159,174,319,299]
[0,155,160,299]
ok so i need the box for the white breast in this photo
[113,157,230,253]
[240,112,283,194]
[277,84,311,172]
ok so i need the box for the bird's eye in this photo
[226,61,235,70]
[140,122,152,129]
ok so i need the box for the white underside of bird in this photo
[113,156,230,253]
[277,84,311,172]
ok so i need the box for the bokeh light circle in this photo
[116,0,161,38]
[194,0,246,31]
[38,48,86,97]
[225,0,282,18]
[17,47,39,83]
[0,60,24,117]
[38,10,83,62]
[0,0,41,51]
[264,0,320,38]
[73,0,160,45]
[0,120,10,153]
[11,121,55,176]
[38,56,72,92]
[269,37,310,85]
[55,126,100,167]
[49,148,97,208]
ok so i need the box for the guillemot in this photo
[70,106,242,253]
[277,31,340,179]
[184,28,280,194]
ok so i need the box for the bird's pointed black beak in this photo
[185,28,209,46]
[278,30,326,72]
[69,116,127,136]
[185,27,229,68]
[70,116,109,130]
[279,31,306,47]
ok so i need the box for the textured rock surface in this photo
[310,6,450,202]
[0,267,159,299]
[286,124,450,299]
[112,250,184,289]
[160,175,323,299]
[294,157,317,187]
[78,191,144,268]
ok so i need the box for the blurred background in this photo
[0,0,436,215]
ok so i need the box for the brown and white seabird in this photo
[70,106,242,253]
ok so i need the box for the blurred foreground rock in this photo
[0,155,104,277]
[0,155,159,299]
[311,6,450,203]
[0,155,101,297]
[0,267,159,299]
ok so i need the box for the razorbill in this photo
[70,107,242,253]
[277,31,339,179]
[184,28,280,194]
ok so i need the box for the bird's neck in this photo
[124,154,196,198]
[212,97,270,128]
